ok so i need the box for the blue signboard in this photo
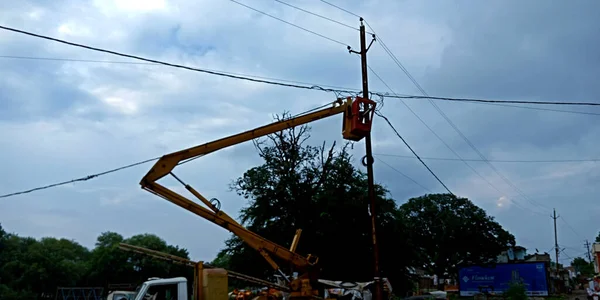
[458,262,549,296]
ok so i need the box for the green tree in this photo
[212,121,417,292]
[398,194,515,283]
[571,257,594,276]
[87,231,129,286]
[88,232,192,287]
[0,227,90,299]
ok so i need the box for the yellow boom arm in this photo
[139,96,376,286]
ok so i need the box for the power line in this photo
[0,55,156,65]
[227,0,349,46]
[5,55,594,115]
[561,217,584,239]
[0,101,344,199]
[317,2,600,109]
[374,153,600,163]
[0,25,345,94]
[369,67,547,216]
[470,102,600,116]
[393,95,600,107]
[320,0,361,18]
[273,0,359,32]
[1,54,591,116]
[0,55,364,93]
[0,157,159,199]
[370,65,547,216]
[360,19,552,213]
[375,156,433,193]
[1,26,599,108]
[376,112,453,194]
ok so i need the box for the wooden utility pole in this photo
[553,208,560,276]
[349,18,382,300]
[585,240,592,262]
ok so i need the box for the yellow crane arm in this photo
[143,99,348,183]
[139,96,376,279]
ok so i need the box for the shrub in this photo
[504,281,528,300]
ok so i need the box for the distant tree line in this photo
[0,228,192,300]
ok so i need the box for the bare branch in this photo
[315,140,336,189]
[252,139,267,158]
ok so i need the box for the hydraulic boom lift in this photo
[139,97,376,300]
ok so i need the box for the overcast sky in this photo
[1,0,599,267]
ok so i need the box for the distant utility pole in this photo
[553,208,560,275]
[585,240,592,262]
[349,18,382,300]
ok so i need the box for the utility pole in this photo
[585,240,592,262]
[553,208,560,276]
[349,18,382,300]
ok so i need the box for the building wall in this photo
[593,243,600,273]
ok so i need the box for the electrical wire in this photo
[470,101,600,116]
[0,55,363,92]
[0,157,160,199]
[393,95,600,107]
[375,112,453,194]
[227,0,349,46]
[273,0,359,32]
[373,153,600,163]
[0,100,344,199]
[561,217,584,239]
[320,1,548,213]
[359,18,553,213]
[320,0,361,18]
[6,55,596,115]
[375,156,433,193]
[3,55,598,118]
[370,67,547,215]
[0,25,344,94]
[0,26,597,107]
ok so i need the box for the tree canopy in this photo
[398,193,516,279]
[571,256,594,276]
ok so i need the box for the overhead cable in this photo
[394,95,600,107]
[320,0,362,18]
[0,55,362,92]
[0,25,598,107]
[376,112,453,195]
[560,217,584,239]
[360,17,553,213]
[370,66,547,215]
[0,157,159,199]
[0,101,343,199]
[273,0,360,32]
[0,25,343,94]
[2,54,597,116]
[227,0,349,46]
[374,153,600,163]
[375,156,433,193]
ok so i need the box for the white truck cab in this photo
[133,277,189,300]
[131,270,228,300]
